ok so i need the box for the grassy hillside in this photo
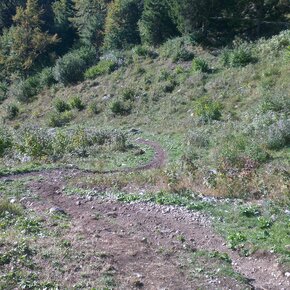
[0,31,289,289]
[1,31,289,199]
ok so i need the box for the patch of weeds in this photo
[192,58,209,73]
[110,99,131,116]
[227,232,247,250]
[48,111,74,127]
[5,103,19,120]
[69,96,85,111]
[194,96,222,122]
[16,217,42,235]
[221,46,255,67]
[240,205,261,218]
[84,59,117,79]
[54,99,71,113]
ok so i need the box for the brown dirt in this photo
[1,140,289,289]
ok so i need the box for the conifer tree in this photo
[103,0,143,50]
[0,0,58,75]
[71,0,108,48]
[139,0,178,46]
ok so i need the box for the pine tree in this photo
[103,0,143,50]
[71,0,108,48]
[0,0,58,75]
[139,0,178,46]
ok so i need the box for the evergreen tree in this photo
[0,0,58,75]
[103,0,143,50]
[0,0,25,31]
[71,0,108,48]
[52,0,75,53]
[139,0,179,46]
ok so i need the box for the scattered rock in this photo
[107,212,118,218]
[10,198,16,204]
[49,207,66,215]
[285,272,290,278]
[76,201,81,206]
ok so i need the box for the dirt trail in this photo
[1,139,289,289]
[0,138,166,180]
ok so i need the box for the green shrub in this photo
[48,111,73,127]
[194,96,222,122]
[6,103,19,120]
[172,47,194,63]
[84,59,117,79]
[132,45,158,59]
[0,199,23,218]
[54,46,97,85]
[38,67,56,88]
[9,77,40,103]
[0,129,12,157]
[15,128,52,158]
[69,96,85,111]
[159,37,194,62]
[122,87,136,101]
[192,58,209,72]
[54,99,70,113]
[0,82,8,103]
[221,47,255,67]
[110,99,131,115]
[88,102,100,115]
[266,119,290,150]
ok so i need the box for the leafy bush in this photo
[9,77,40,103]
[84,59,117,79]
[132,45,158,59]
[0,82,8,103]
[122,87,136,101]
[38,67,56,88]
[47,111,73,127]
[15,128,52,158]
[53,46,97,85]
[0,129,12,157]
[194,96,222,122]
[192,58,209,72]
[110,99,131,115]
[159,37,194,62]
[69,96,85,111]
[6,103,19,120]
[88,102,100,115]
[221,47,255,67]
[54,99,70,113]
[266,119,290,150]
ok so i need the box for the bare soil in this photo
[1,139,289,289]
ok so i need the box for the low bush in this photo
[192,58,209,72]
[159,37,194,62]
[69,96,85,111]
[84,59,117,79]
[6,103,19,120]
[265,119,290,150]
[54,46,97,85]
[221,46,255,67]
[88,102,100,115]
[194,96,222,122]
[38,67,56,88]
[9,77,40,103]
[54,99,70,113]
[0,129,12,157]
[0,82,8,103]
[47,111,73,127]
[110,99,131,115]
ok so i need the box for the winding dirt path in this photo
[0,138,167,179]
[1,138,289,289]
